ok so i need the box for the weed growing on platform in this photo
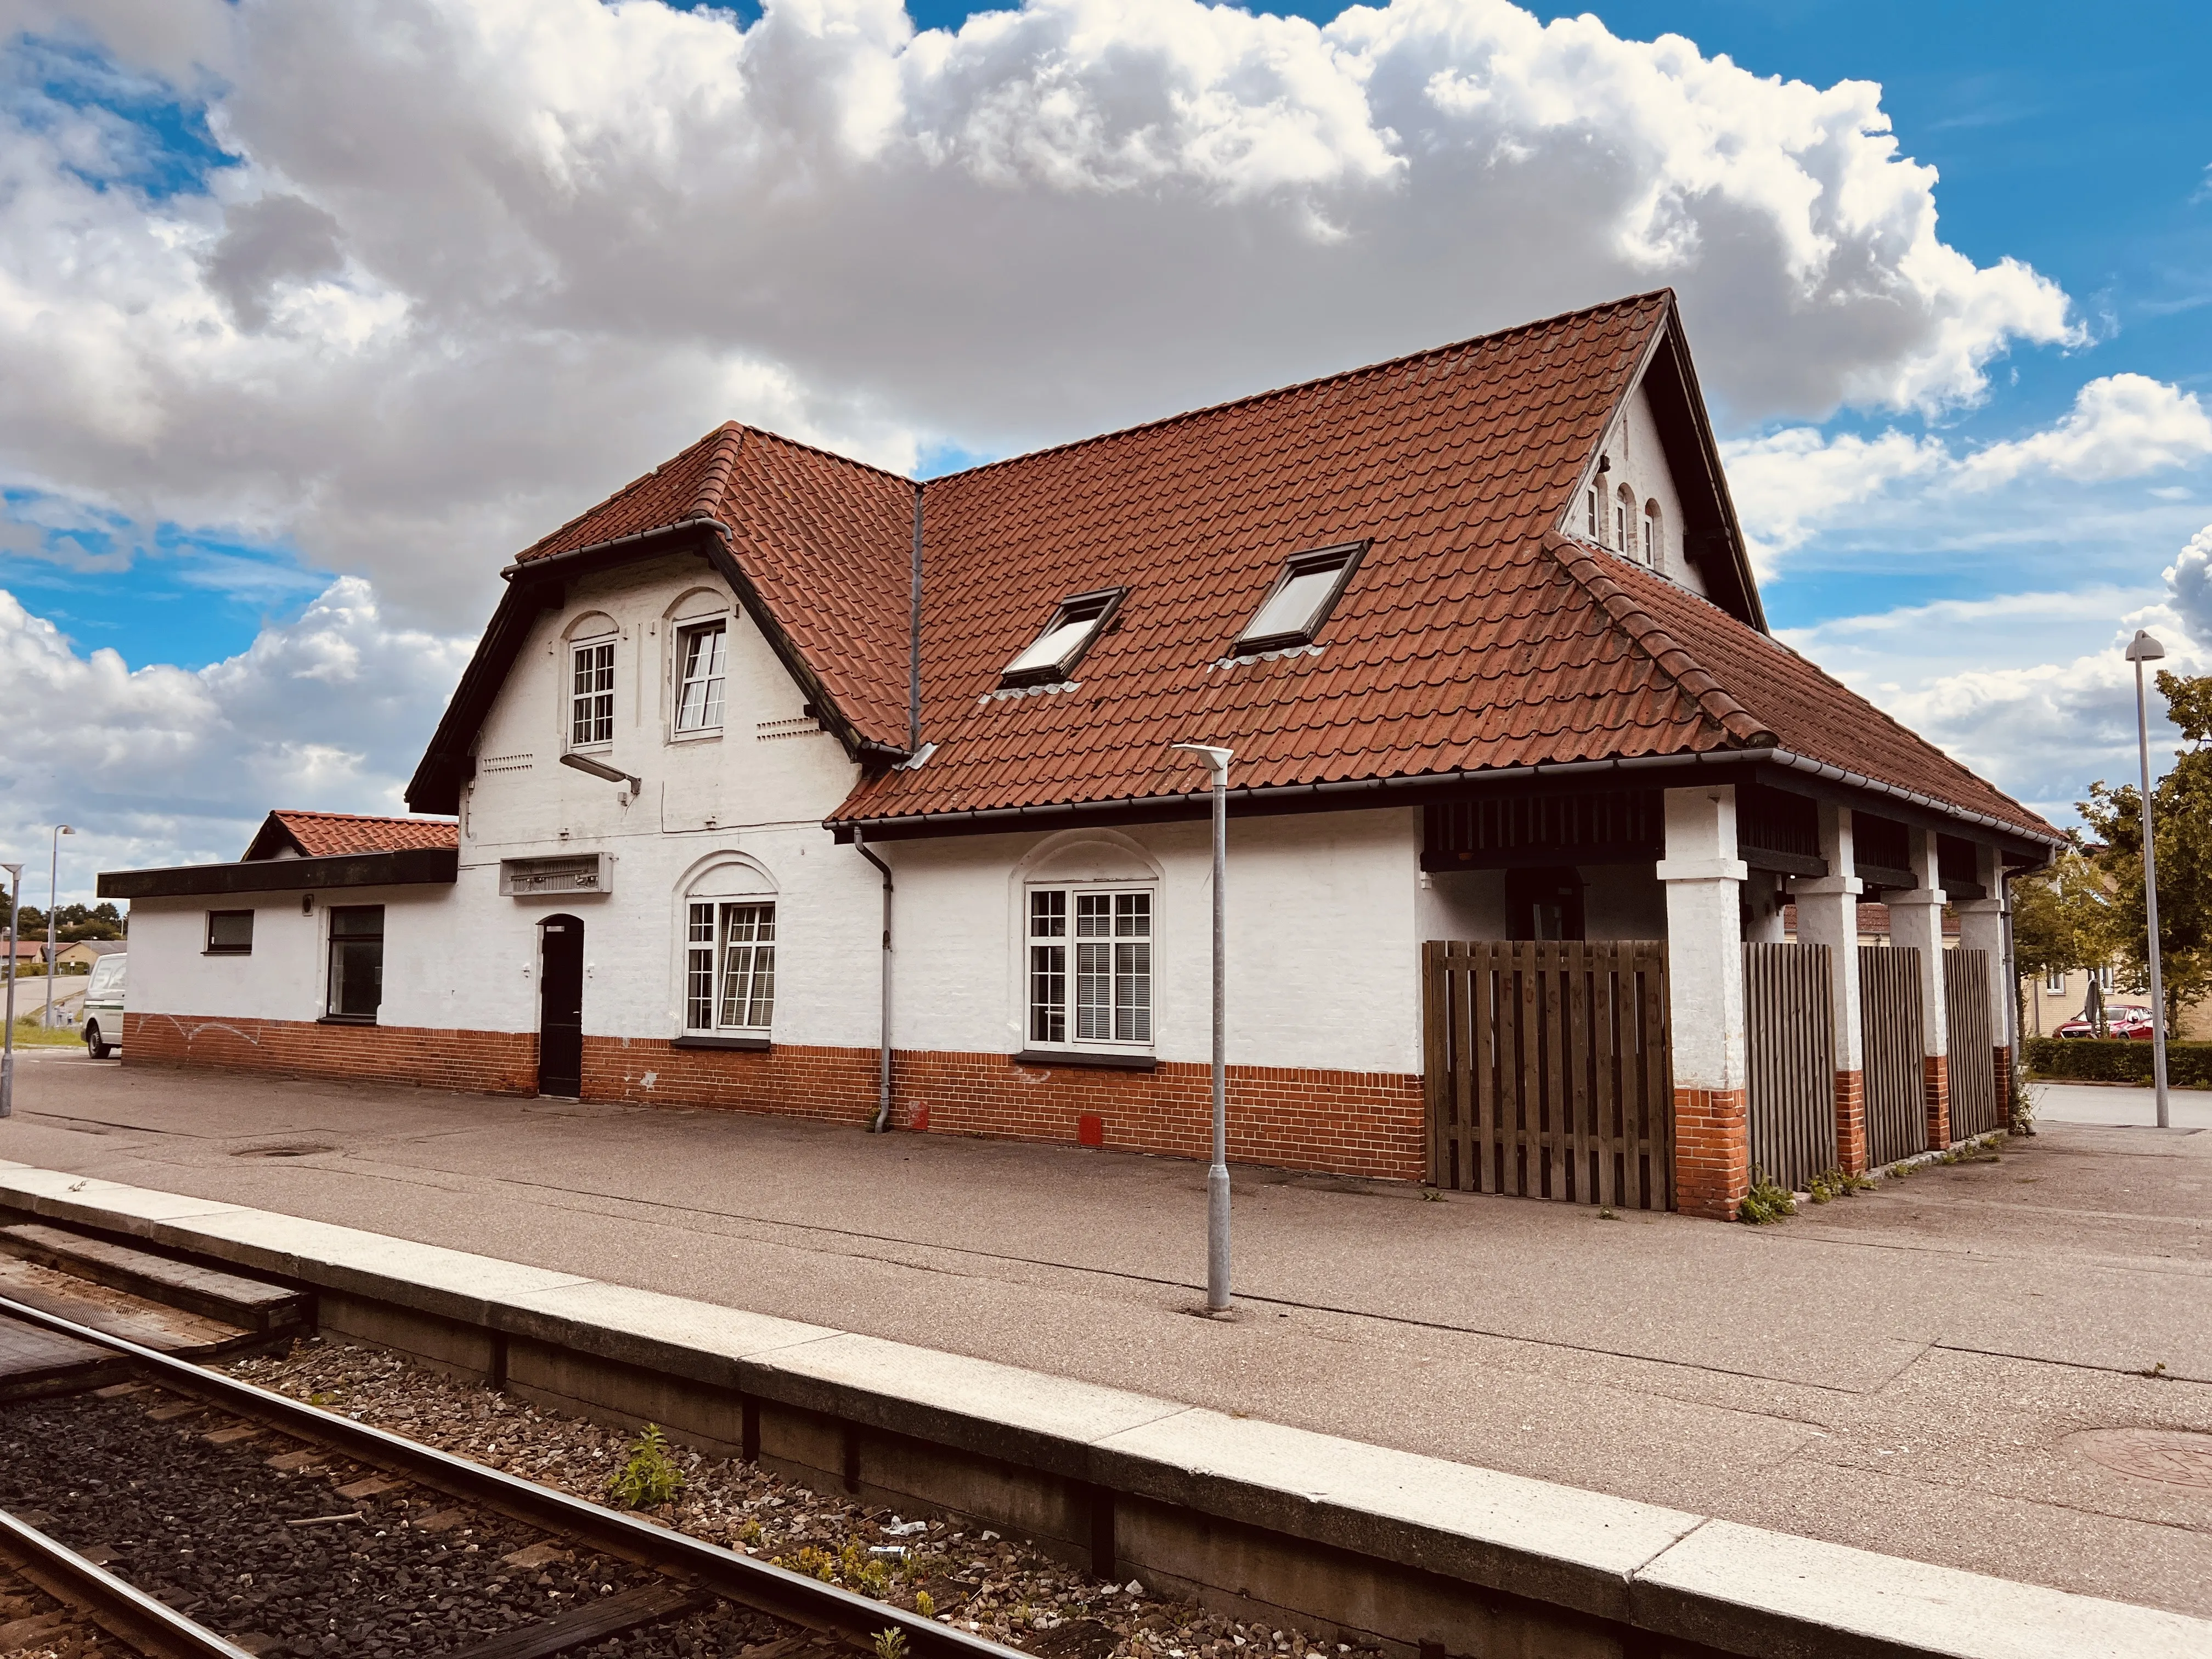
[876,1630,909,1659]
[1737,1171,1796,1225]
[607,1423,685,1508]
[1806,1168,1874,1204]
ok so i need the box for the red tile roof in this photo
[251,811,458,860]
[460,291,2055,844]
[516,424,916,747]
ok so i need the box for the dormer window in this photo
[1236,543,1364,653]
[1002,589,1124,686]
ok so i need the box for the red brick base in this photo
[1993,1045,2012,1127]
[1672,1086,1748,1221]
[1833,1069,1866,1175]
[1922,1053,1951,1150]
[123,1012,539,1094]
[123,1014,1425,1182]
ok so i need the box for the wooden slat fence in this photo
[1944,948,2000,1139]
[1423,940,1671,1210]
[1743,943,1836,1192]
[1859,946,1926,1167]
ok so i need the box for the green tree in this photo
[2078,669,2212,1030]
[2009,847,2115,1032]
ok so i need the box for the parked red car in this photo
[2052,1005,2157,1040]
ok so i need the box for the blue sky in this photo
[2,0,2210,889]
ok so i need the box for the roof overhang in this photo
[831,747,2062,864]
[406,515,900,816]
[99,847,459,901]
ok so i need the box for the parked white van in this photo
[81,951,125,1058]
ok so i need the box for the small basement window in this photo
[1001,589,1124,687]
[1236,543,1364,653]
[205,910,254,955]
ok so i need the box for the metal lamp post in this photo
[2,861,21,1120]
[1170,741,1234,1312]
[2125,629,2170,1131]
[43,825,72,1030]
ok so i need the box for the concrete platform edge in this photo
[1,1162,2202,1659]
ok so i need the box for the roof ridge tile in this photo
[1542,533,1773,750]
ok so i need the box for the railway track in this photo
[0,1290,1028,1659]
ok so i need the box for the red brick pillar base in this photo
[1923,1053,1951,1150]
[1994,1045,2012,1127]
[1674,1087,1750,1220]
[1833,1069,1866,1174]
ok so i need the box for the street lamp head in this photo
[2125,629,2166,663]
[1169,741,1233,782]
[57,825,72,837]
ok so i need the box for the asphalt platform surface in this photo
[2,1051,2207,1619]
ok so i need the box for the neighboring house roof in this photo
[244,810,460,861]
[56,939,125,958]
[406,290,2057,848]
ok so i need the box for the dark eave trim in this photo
[100,848,459,900]
[1649,307,1765,633]
[828,746,2063,858]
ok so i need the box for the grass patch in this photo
[1806,1167,1875,1204]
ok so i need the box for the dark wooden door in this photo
[538,915,584,1098]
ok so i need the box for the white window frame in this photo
[684,899,776,1034]
[1643,501,1660,565]
[2043,969,2066,994]
[2092,964,2115,992]
[1024,884,1154,1052]
[1615,486,1634,554]
[1585,487,1599,541]
[569,634,617,749]
[672,617,729,738]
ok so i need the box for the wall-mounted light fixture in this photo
[559,753,641,794]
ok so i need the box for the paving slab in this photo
[1,1052,2208,1621]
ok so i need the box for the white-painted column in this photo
[1793,803,1866,1171]
[1886,826,1951,1148]
[1657,786,1748,1218]
[1952,841,2012,1127]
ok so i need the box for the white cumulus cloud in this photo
[0,0,2080,631]
[0,579,473,901]
[1726,375,2212,565]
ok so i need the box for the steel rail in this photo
[0,1504,257,1659]
[0,1295,1024,1659]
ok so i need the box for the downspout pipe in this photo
[854,830,894,1133]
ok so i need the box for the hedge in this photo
[2023,1036,2212,1086]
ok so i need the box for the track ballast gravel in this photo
[226,1341,1367,1659]
[0,1386,785,1657]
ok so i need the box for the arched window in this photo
[1615,486,1635,557]
[680,859,777,1038]
[1585,487,1600,542]
[1643,499,1662,565]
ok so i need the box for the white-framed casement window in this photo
[685,900,776,1033]
[2092,964,2115,991]
[1028,888,1152,1048]
[1585,487,1600,541]
[570,636,616,747]
[1643,500,1661,565]
[1615,486,1634,554]
[2044,969,2067,994]
[673,620,728,735]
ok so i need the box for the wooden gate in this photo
[1945,948,2000,1139]
[1859,946,1926,1166]
[1743,944,1836,1192]
[1423,941,1671,1209]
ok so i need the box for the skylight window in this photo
[1236,543,1364,652]
[1001,589,1124,686]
